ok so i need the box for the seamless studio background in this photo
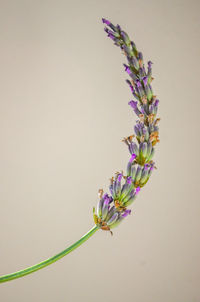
[0,0,200,301]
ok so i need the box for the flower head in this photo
[94,18,160,234]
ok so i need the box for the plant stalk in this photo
[0,225,99,283]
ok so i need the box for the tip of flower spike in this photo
[122,209,131,218]
[102,18,111,25]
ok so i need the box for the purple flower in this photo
[129,153,136,162]
[136,80,142,88]
[124,64,132,75]
[126,79,133,89]
[128,100,137,109]
[102,18,111,25]
[127,176,132,185]
[148,61,153,68]
[103,194,110,204]
[121,31,130,45]
[135,187,141,194]
[129,100,141,117]
[128,142,139,156]
[138,52,143,61]
[140,107,145,114]
[122,209,131,218]
[127,82,134,92]
[117,173,123,182]
[116,24,121,31]
[143,76,148,86]
[107,33,115,40]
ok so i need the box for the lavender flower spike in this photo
[0,18,160,284]
[93,18,160,233]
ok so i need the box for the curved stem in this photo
[0,225,99,283]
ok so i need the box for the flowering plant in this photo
[0,18,160,283]
[93,18,160,235]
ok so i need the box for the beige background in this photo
[0,0,200,301]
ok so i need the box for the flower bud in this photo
[130,41,137,54]
[121,31,131,45]
[135,166,142,183]
[146,142,152,160]
[101,196,110,220]
[110,209,131,229]
[135,80,145,98]
[123,45,133,57]
[97,198,104,217]
[102,18,117,31]
[142,142,148,157]
[146,148,155,162]
[106,205,116,221]
[120,177,133,198]
[124,193,136,207]
[140,166,149,185]
[113,173,123,198]
[107,212,119,226]
[129,142,139,156]
[128,100,141,117]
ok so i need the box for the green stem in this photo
[0,225,99,283]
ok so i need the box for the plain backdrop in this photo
[0,0,200,301]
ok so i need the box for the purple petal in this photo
[140,107,145,114]
[122,209,131,218]
[138,52,143,60]
[103,193,110,202]
[116,24,121,31]
[126,80,134,93]
[148,61,153,68]
[143,76,148,86]
[128,100,137,109]
[127,177,132,185]
[124,64,131,75]
[136,80,142,88]
[108,33,115,40]
[102,18,111,25]
[117,173,123,182]
[129,153,136,162]
[135,187,141,194]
